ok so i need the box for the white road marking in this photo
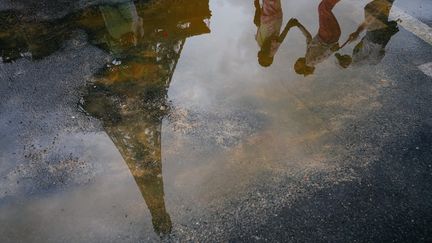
[349,1,432,46]
[418,62,432,78]
[348,1,432,76]
[389,7,432,78]
[390,6,432,46]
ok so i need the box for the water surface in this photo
[0,0,420,241]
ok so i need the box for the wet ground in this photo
[0,0,432,242]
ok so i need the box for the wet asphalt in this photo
[0,0,432,242]
[231,27,432,242]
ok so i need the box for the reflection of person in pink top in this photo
[255,0,294,67]
[291,0,344,76]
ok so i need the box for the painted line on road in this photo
[390,6,432,46]
[349,1,432,77]
[389,7,432,78]
[349,1,432,46]
[418,62,432,78]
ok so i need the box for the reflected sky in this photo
[0,0,403,241]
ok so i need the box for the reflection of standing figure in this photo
[255,0,292,67]
[348,0,398,65]
[291,0,342,76]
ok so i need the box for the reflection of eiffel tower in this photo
[0,0,211,236]
[80,0,212,236]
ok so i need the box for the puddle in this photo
[0,0,405,241]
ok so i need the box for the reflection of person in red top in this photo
[254,0,295,67]
[291,0,344,76]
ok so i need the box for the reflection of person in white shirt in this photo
[254,0,295,67]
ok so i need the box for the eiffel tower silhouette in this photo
[0,0,211,236]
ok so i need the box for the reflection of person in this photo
[254,0,293,67]
[346,0,398,65]
[291,0,343,76]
